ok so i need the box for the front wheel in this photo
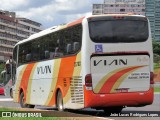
[20,92,35,108]
[57,91,64,111]
[10,89,13,98]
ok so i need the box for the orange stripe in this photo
[63,52,82,104]
[99,66,145,93]
[67,17,84,27]
[93,67,130,93]
[18,63,35,102]
[48,56,76,106]
[14,65,27,102]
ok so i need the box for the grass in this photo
[0,117,80,120]
[154,87,160,93]
[154,63,159,69]
[0,107,17,111]
[0,108,79,120]
[154,63,160,74]
[0,118,60,120]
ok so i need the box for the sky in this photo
[0,0,103,29]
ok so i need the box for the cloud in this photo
[15,0,93,28]
[1,0,103,28]
[0,0,29,10]
[46,15,54,22]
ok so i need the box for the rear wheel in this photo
[103,106,123,116]
[20,92,35,108]
[57,91,64,111]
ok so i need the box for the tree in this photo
[153,40,160,56]
[0,63,5,83]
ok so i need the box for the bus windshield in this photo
[88,17,149,43]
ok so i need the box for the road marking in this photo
[0,98,13,101]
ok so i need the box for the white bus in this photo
[12,14,154,114]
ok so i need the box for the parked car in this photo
[0,84,5,95]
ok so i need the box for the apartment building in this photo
[146,0,160,41]
[93,0,145,15]
[0,10,43,62]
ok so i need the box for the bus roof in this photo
[14,14,145,47]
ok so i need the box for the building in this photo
[93,0,145,15]
[146,0,160,41]
[92,0,160,41]
[0,10,43,62]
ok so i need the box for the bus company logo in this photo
[2,112,11,117]
[93,59,128,66]
[37,65,51,74]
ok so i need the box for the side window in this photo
[18,44,23,66]
[18,42,31,66]
[63,24,82,56]
[17,24,82,65]
[32,39,40,61]
[55,31,65,57]
[39,37,47,60]
[12,46,17,82]
[72,25,82,53]
[13,46,17,64]
[48,33,58,59]
[62,29,72,55]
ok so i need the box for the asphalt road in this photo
[0,94,159,120]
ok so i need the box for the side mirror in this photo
[26,54,31,62]
[73,42,80,52]
[66,44,72,54]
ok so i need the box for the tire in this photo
[20,92,35,108]
[10,89,13,98]
[103,106,123,116]
[57,91,64,111]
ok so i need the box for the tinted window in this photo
[18,42,31,65]
[18,24,82,66]
[13,46,17,63]
[88,16,149,43]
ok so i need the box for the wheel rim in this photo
[58,92,63,111]
[22,96,25,106]
[21,93,26,107]
[59,98,63,110]
[10,91,13,97]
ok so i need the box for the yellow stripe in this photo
[93,66,132,93]
[45,59,61,105]
[26,63,38,103]
[110,66,145,93]
[63,52,81,104]
[59,24,67,29]
[14,65,27,102]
